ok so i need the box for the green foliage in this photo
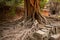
[0,0,24,16]
[0,0,15,6]
[16,0,24,7]
[54,0,60,2]
[0,0,4,3]
[5,0,15,6]
[40,0,49,9]
[20,0,23,3]
[0,0,15,16]
[0,0,24,6]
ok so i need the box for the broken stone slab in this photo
[49,23,60,33]
[45,25,58,34]
[57,27,60,33]
[45,25,53,28]
[49,34,60,40]
[41,28,52,37]
[33,30,50,40]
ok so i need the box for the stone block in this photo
[45,25,58,34]
[49,34,60,40]
[33,30,50,40]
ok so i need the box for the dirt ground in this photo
[0,15,60,40]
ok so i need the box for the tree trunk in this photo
[24,0,47,24]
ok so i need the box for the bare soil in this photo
[0,15,60,40]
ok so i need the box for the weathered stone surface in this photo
[49,34,60,40]
[33,30,50,40]
[45,25,58,34]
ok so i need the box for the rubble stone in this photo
[33,30,50,40]
[49,34,60,40]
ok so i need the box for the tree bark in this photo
[24,0,47,24]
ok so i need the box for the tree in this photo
[24,0,47,24]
